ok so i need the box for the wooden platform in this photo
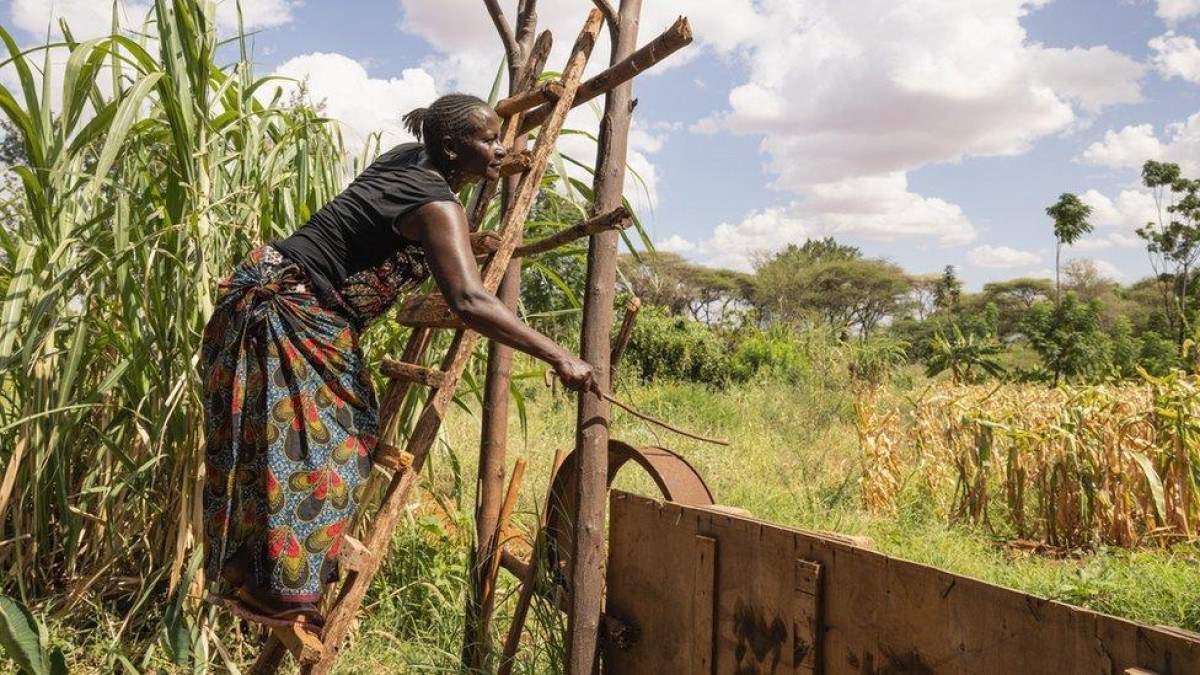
[604,491,1200,675]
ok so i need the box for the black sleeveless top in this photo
[274,143,458,328]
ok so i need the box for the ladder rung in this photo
[273,625,324,664]
[514,206,631,257]
[394,293,466,330]
[380,358,448,388]
[499,151,533,177]
[374,442,415,472]
[470,230,502,255]
[338,535,374,573]
[495,81,566,117]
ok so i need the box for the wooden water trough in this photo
[603,492,1200,675]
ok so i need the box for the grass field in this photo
[16,360,1200,672]
[325,364,1200,672]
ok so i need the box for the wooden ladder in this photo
[244,11,608,674]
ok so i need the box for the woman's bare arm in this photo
[397,201,594,390]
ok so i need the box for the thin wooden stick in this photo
[498,448,565,675]
[601,390,729,446]
[609,295,642,370]
[477,458,527,650]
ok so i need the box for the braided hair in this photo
[402,94,491,170]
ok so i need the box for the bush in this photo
[622,307,732,385]
[729,324,810,382]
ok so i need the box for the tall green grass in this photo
[0,0,349,626]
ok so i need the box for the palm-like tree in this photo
[1046,193,1094,307]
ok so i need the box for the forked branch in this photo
[483,0,521,64]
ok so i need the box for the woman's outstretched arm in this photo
[398,200,595,391]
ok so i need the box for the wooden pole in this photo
[566,1,641,672]
[466,2,541,668]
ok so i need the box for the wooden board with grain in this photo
[605,492,1200,675]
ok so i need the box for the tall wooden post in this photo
[567,1,641,672]
[466,0,539,668]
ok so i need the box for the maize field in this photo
[859,372,1200,548]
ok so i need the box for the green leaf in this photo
[0,242,36,360]
[0,595,50,675]
[87,72,164,200]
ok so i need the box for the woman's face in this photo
[450,107,506,182]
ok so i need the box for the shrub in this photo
[729,324,810,382]
[622,306,732,385]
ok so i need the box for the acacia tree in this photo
[754,243,910,337]
[1137,160,1200,345]
[1046,192,1094,307]
[617,252,752,326]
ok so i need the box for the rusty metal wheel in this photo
[540,439,714,596]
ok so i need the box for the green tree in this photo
[933,265,962,312]
[617,252,751,326]
[1137,160,1200,345]
[980,277,1052,338]
[1046,193,1094,306]
[1022,293,1112,384]
[754,251,910,336]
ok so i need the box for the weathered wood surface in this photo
[566,1,644,670]
[605,492,1200,675]
[519,16,693,134]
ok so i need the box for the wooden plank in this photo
[379,358,447,388]
[519,17,693,134]
[603,488,696,673]
[274,625,323,664]
[337,536,372,574]
[469,230,502,255]
[498,150,533,177]
[566,2,644,670]
[512,206,630,257]
[793,559,821,673]
[606,492,1200,675]
[692,535,717,675]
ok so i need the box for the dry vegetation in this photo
[861,372,1200,549]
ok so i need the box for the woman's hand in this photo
[554,354,596,393]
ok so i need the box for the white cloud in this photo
[652,173,975,271]
[396,0,1146,258]
[1157,0,1200,23]
[1149,31,1200,83]
[10,0,299,40]
[1079,189,1159,231]
[968,244,1042,269]
[1078,114,1200,174]
[1032,45,1145,112]
[1079,124,1163,169]
[272,53,437,150]
[655,235,696,254]
[695,0,1143,190]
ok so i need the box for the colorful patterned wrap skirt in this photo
[201,246,378,602]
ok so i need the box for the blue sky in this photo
[4,0,1200,289]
